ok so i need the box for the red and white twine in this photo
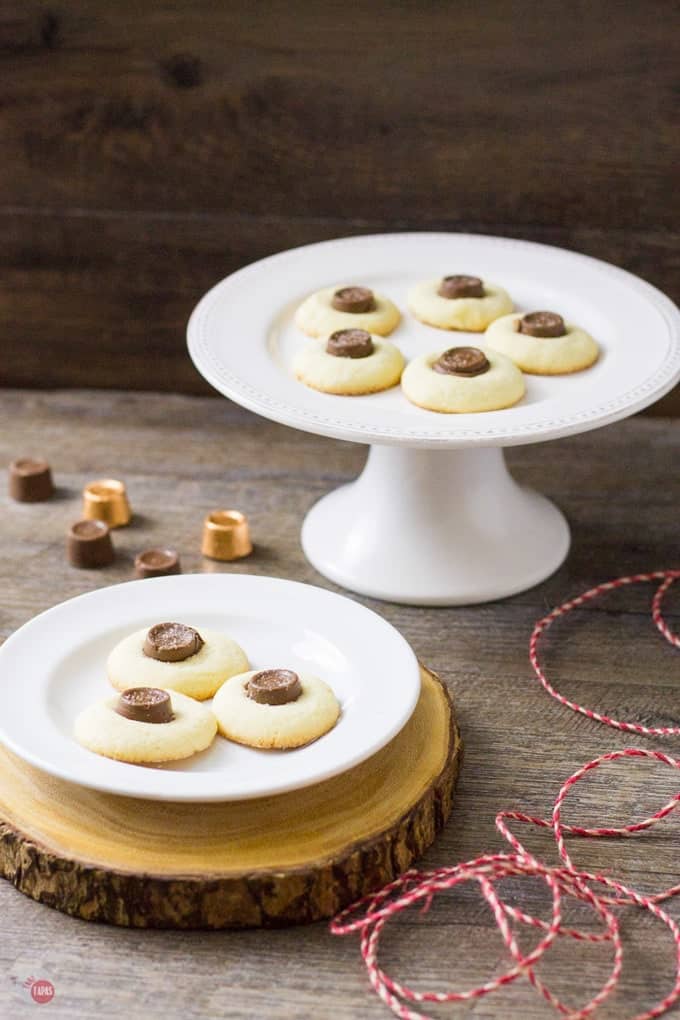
[331,570,680,1019]
[530,569,680,736]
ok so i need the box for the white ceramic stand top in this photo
[188,233,680,605]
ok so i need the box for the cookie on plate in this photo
[401,345,525,413]
[212,668,340,749]
[107,622,249,701]
[294,328,404,395]
[484,311,599,375]
[74,687,217,764]
[294,284,400,338]
[408,274,512,332]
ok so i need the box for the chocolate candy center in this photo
[246,669,302,705]
[138,548,178,570]
[13,457,48,476]
[9,458,54,503]
[437,275,485,299]
[331,286,376,314]
[135,548,181,579]
[115,687,174,724]
[432,346,490,377]
[67,518,114,568]
[71,519,109,540]
[518,311,566,338]
[326,328,375,359]
[143,622,204,662]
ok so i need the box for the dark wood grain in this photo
[0,389,679,1017]
[2,1,677,225]
[0,1,678,410]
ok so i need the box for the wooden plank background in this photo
[1,1,678,412]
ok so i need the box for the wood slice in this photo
[0,665,461,928]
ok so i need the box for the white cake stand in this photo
[188,233,680,606]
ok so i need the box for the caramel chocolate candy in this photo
[67,519,115,568]
[432,346,491,377]
[326,328,374,359]
[82,478,131,528]
[201,509,252,561]
[437,275,485,300]
[331,286,376,314]
[143,622,204,662]
[518,311,566,338]
[134,548,181,579]
[115,687,174,724]
[9,458,54,502]
[246,669,302,706]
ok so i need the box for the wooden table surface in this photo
[1,389,679,1019]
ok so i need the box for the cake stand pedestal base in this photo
[302,445,570,606]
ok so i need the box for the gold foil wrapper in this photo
[82,478,131,528]
[201,509,252,561]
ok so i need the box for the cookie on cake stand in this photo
[485,310,600,374]
[294,328,404,395]
[295,283,400,337]
[408,273,512,331]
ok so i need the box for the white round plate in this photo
[188,232,680,449]
[0,574,420,802]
